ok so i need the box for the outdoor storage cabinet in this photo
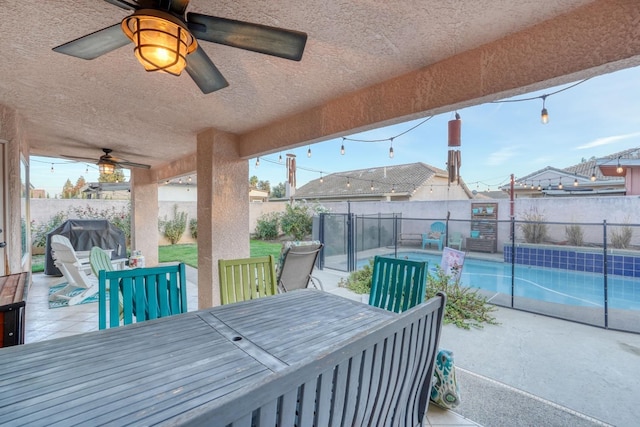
[0,272,29,347]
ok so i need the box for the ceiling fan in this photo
[52,0,308,94]
[63,148,151,174]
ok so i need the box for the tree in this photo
[61,179,74,199]
[249,175,258,188]
[99,169,126,183]
[271,182,286,198]
[257,180,271,194]
[73,176,87,198]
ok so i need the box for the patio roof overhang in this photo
[1,0,640,174]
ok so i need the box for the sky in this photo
[30,65,640,197]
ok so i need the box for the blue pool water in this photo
[362,252,640,310]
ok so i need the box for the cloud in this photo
[576,132,640,149]
[486,146,517,166]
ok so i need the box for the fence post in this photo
[511,217,515,308]
[603,220,608,329]
[317,213,325,270]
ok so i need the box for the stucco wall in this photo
[30,195,640,250]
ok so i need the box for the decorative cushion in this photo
[427,231,441,239]
[431,349,461,409]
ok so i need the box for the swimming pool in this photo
[363,252,640,310]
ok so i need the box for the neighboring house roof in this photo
[500,147,640,196]
[294,162,471,200]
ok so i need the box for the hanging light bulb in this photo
[50,163,54,173]
[573,178,578,187]
[346,177,350,188]
[590,171,596,182]
[178,178,183,184]
[430,186,433,194]
[558,178,563,190]
[616,157,624,174]
[255,157,260,167]
[540,95,549,124]
[389,138,394,159]
[537,183,541,191]
[165,179,170,184]
[320,173,323,184]
[340,139,345,155]
[307,146,311,158]
[188,176,192,182]
[278,153,282,163]
[391,184,395,193]
[85,165,89,174]
[370,181,374,191]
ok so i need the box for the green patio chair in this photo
[89,246,115,276]
[218,255,277,305]
[368,256,428,313]
[98,263,188,329]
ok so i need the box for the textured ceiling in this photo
[0,0,620,170]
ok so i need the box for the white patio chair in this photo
[50,235,99,305]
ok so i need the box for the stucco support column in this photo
[131,168,159,266]
[197,129,248,309]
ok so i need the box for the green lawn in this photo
[31,240,282,273]
[158,240,282,268]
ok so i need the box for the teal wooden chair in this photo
[99,263,188,329]
[368,256,428,313]
[422,221,446,250]
[218,255,277,305]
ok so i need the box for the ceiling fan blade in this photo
[53,24,131,60]
[167,0,190,15]
[61,154,100,163]
[187,13,307,61]
[185,45,229,94]
[103,0,140,10]
[117,161,151,169]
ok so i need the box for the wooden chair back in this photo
[203,293,447,427]
[218,256,277,305]
[99,263,188,329]
[369,256,428,313]
[89,246,114,276]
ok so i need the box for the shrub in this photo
[255,212,281,240]
[159,204,188,245]
[280,202,313,240]
[31,211,67,247]
[610,224,633,249]
[565,224,584,246]
[339,259,498,329]
[519,208,548,243]
[189,218,197,239]
[426,266,498,330]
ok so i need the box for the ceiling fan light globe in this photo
[98,160,116,175]
[122,10,197,76]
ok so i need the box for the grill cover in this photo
[45,219,127,276]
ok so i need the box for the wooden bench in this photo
[190,292,447,427]
[0,272,29,347]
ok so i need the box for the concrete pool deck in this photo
[315,267,640,427]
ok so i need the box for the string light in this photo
[590,171,597,181]
[391,184,395,193]
[50,163,54,173]
[573,178,578,187]
[278,153,282,163]
[558,178,563,190]
[389,138,394,159]
[188,176,192,182]
[537,182,541,191]
[307,146,312,158]
[340,138,345,155]
[255,157,260,167]
[370,181,374,191]
[320,173,323,184]
[616,157,623,174]
[178,178,182,184]
[346,177,350,188]
[85,165,89,174]
[540,95,549,124]
[491,79,589,124]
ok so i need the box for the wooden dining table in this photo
[0,290,397,426]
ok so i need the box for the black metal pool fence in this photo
[314,213,640,334]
